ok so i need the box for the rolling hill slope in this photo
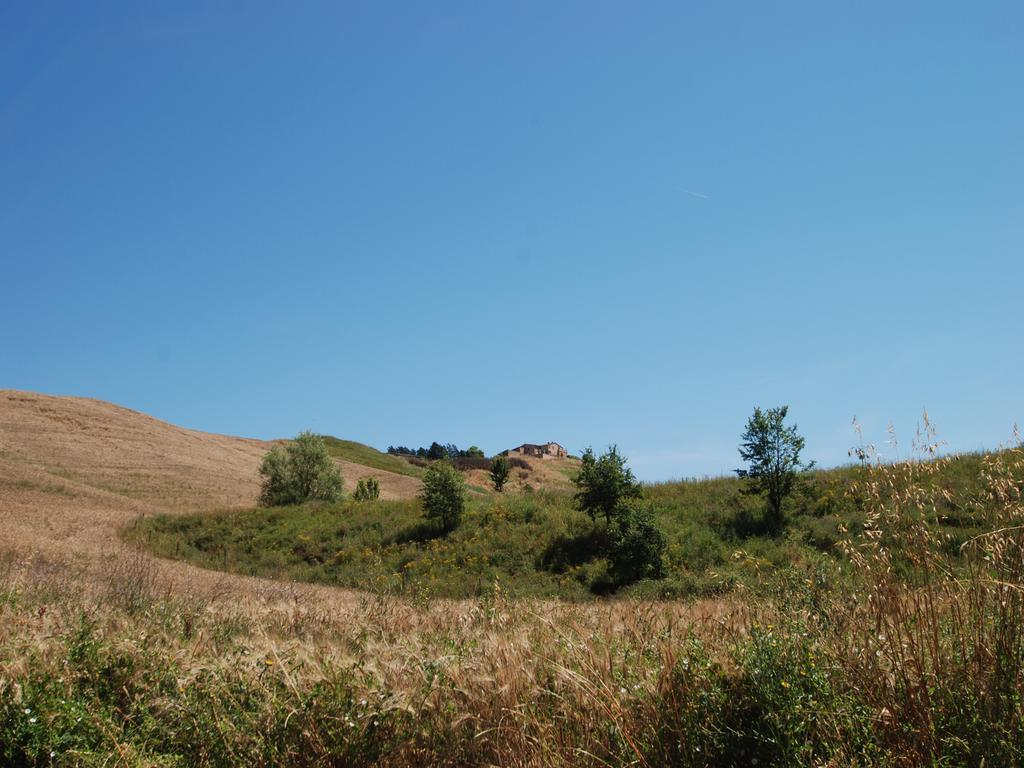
[0,391,420,561]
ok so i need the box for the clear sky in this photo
[2,2,1021,480]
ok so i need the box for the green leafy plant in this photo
[353,476,381,501]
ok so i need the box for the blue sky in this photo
[2,2,1021,480]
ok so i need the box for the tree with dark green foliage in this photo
[607,502,666,585]
[464,445,485,459]
[258,431,343,506]
[735,405,813,533]
[569,445,665,592]
[573,445,643,525]
[489,455,510,492]
[427,442,447,461]
[420,460,465,532]
[352,476,381,501]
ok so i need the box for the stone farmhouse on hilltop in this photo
[504,441,568,459]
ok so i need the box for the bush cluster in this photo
[259,432,343,506]
[353,476,381,502]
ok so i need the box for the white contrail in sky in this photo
[680,188,708,199]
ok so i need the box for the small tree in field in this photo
[259,431,343,506]
[573,446,642,525]
[353,476,381,501]
[735,405,813,533]
[570,446,665,590]
[607,502,666,585]
[490,455,510,492]
[420,460,465,532]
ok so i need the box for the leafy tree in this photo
[464,445,485,459]
[258,445,292,506]
[573,445,642,525]
[352,476,381,501]
[489,455,510,492]
[566,446,665,591]
[420,460,465,532]
[258,432,343,507]
[427,442,447,461]
[735,405,813,533]
[607,503,666,585]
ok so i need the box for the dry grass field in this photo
[0,390,421,562]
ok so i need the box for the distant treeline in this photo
[387,442,530,473]
[387,442,486,461]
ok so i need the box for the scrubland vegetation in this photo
[4,415,1024,765]
[133,447,1010,603]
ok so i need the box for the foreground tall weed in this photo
[838,417,1024,762]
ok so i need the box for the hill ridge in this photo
[0,391,423,565]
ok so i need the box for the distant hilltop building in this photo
[504,441,567,459]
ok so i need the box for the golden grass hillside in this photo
[0,391,421,554]
[0,391,583,605]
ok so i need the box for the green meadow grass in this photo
[130,453,997,601]
[316,436,424,478]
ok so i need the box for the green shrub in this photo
[420,461,465,533]
[259,432,343,506]
[353,476,381,501]
[607,503,666,587]
[489,455,510,492]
